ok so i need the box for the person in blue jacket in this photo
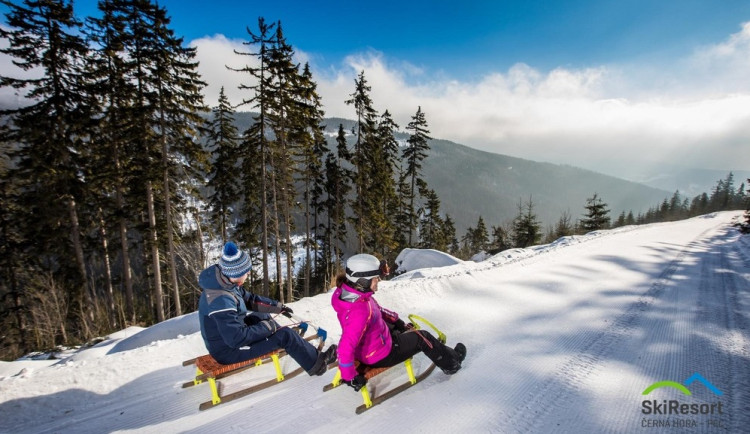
[198,241,337,375]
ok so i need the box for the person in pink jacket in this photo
[331,254,466,391]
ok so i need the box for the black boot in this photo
[455,343,466,362]
[441,343,466,375]
[307,344,338,376]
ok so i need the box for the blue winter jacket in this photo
[198,265,283,364]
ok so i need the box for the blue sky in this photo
[41,0,750,81]
[2,0,750,177]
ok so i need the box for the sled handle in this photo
[289,313,327,342]
[407,314,447,344]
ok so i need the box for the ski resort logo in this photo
[639,373,726,430]
[642,372,723,397]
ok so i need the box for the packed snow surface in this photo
[0,212,748,433]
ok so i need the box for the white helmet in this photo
[346,254,381,287]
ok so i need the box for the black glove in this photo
[280,304,293,318]
[393,319,414,332]
[342,374,367,392]
[393,319,408,332]
[244,314,261,326]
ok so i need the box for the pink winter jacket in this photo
[331,282,399,381]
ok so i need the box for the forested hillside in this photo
[1,1,747,362]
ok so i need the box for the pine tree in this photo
[345,71,378,252]
[111,0,208,320]
[581,193,611,232]
[472,216,490,252]
[626,211,635,225]
[0,137,28,358]
[267,22,300,303]
[419,188,445,250]
[403,106,432,246]
[513,197,542,248]
[614,211,626,228]
[553,210,575,238]
[491,224,512,252]
[323,125,352,274]
[204,87,240,243]
[442,215,459,254]
[1,0,94,339]
[150,3,208,317]
[295,63,327,297]
[393,163,413,253]
[84,0,139,326]
[668,191,685,220]
[735,182,746,209]
[367,110,400,257]
[232,17,276,296]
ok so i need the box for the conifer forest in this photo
[0,0,748,360]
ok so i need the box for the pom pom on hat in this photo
[219,241,252,278]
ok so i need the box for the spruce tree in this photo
[442,215,459,254]
[419,188,444,250]
[232,17,276,296]
[626,211,636,225]
[403,106,432,246]
[553,210,574,238]
[1,0,94,339]
[513,197,542,248]
[393,163,413,252]
[295,63,327,296]
[149,2,208,317]
[581,193,611,231]
[491,224,512,252]
[367,110,400,257]
[323,125,353,274]
[472,216,490,252]
[115,0,208,320]
[345,71,378,251]
[0,137,28,358]
[84,0,139,325]
[268,22,302,302]
[205,87,240,243]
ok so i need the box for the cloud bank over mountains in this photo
[2,21,748,179]
[192,23,750,177]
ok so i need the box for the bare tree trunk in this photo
[146,181,165,322]
[270,168,283,303]
[67,196,92,339]
[193,208,205,312]
[117,202,135,324]
[260,141,270,297]
[305,186,311,298]
[161,134,181,317]
[284,199,293,303]
[98,208,117,328]
[193,207,205,268]
[114,155,135,324]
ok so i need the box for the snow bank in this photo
[108,312,199,354]
[394,248,464,275]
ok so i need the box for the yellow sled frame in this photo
[326,314,446,410]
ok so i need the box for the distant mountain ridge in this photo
[232,113,671,232]
[422,138,668,231]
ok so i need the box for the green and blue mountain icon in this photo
[642,373,723,396]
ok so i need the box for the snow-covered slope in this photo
[0,212,748,433]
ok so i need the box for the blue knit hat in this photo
[218,242,252,278]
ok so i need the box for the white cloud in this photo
[190,34,258,108]
[3,23,748,177]
[192,23,750,176]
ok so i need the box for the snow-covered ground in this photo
[0,211,748,433]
